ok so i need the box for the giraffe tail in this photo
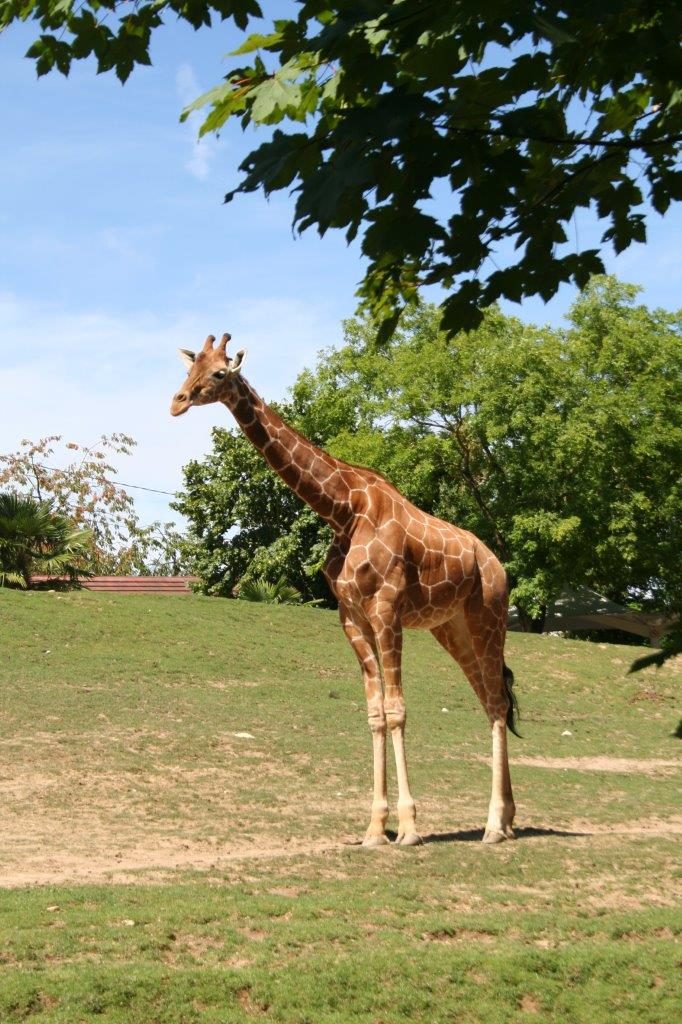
[503,663,521,738]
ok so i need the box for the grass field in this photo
[0,589,680,1022]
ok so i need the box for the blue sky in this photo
[1,15,680,527]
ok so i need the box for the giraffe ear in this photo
[178,348,196,371]
[229,349,247,375]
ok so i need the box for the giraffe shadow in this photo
[420,826,590,844]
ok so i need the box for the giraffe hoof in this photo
[362,834,391,848]
[396,832,423,847]
[482,828,507,844]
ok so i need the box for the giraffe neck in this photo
[222,376,351,531]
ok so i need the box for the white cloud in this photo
[176,63,221,182]
[0,293,341,526]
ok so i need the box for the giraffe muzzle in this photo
[170,391,191,416]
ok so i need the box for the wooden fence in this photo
[31,575,197,594]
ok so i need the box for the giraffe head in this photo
[170,333,247,416]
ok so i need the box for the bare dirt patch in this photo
[1,743,679,888]
[519,994,541,1014]
[585,890,678,912]
[422,928,496,945]
[0,836,343,888]
[267,886,305,897]
[2,797,681,888]
[508,755,679,776]
[237,987,269,1017]
[567,815,682,838]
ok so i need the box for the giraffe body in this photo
[325,476,487,630]
[172,334,517,846]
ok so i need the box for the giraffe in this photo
[171,333,519,846]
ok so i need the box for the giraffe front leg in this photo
[372,604,422,847]
[386,699,421,846]
[339,605,390,846]
[365,695,390,847]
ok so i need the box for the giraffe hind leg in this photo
[431,616,516,843]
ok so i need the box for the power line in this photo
[7,461,178,498]
[24,492,178,531]
[1,461,184,541]
[101,479,177,497]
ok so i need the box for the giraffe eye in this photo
[212,369,227,380]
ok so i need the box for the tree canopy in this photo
[0,491,92,588]
[4,1,680,337]
[0,435,187,575]
[176,278,682,634]
[172,411,332,599]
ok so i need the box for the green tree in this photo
[4,2,680,338]
[177,277,680,632]
[237,574,304,604]
[557,278,681,623]
[131,521,190,577]
[172,422,331,599]
[0,492,93,587]
[292,278,681,629]
[0,435,188,576]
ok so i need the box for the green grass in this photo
[0,589,680,1022]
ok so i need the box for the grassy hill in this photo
[0,590,679,1022]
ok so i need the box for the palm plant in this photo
[237,575,303,605]
[0,492,93,588]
